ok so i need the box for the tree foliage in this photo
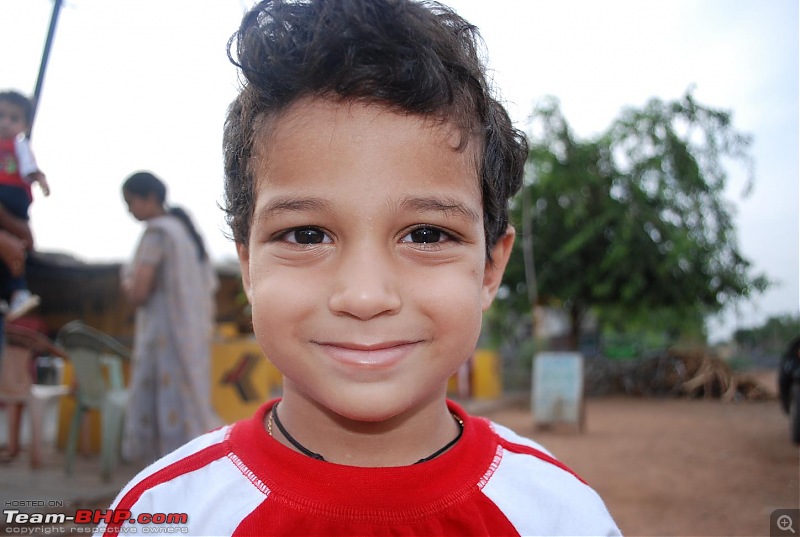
[499,91,769,349]
[734,314,799,356]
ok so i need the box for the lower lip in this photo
[317,343,418,369]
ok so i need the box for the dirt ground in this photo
[479,370,799,536]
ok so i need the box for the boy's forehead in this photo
[253,97,481,175]
[265,98,467,145]
[248,97,484,214]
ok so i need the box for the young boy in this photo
[102,1,620,535]
[0,90,48,319]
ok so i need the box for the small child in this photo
[102,1,620,535]
[0,90,49,320]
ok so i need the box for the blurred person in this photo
[0,90,49,320]
[779,337,800,410]
[0,200,34,355]
[0,222,26,357]
[0,203,33,462]
[120,171,219,464]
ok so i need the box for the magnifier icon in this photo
[778,514,796,533]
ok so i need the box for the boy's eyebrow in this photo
[400,196,481,223]
[255,194,480,223]
[256,196,334,219]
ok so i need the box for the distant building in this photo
[24,251,250,342]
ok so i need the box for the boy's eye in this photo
[282,227,331,244]
[401,226,447,244]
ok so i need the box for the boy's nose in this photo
[328,245,402,320]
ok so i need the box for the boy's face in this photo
[238,98,513,422]
[0,100,29,140]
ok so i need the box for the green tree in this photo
[501,91,768,350]
[734,314,800,356]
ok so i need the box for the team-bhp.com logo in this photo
[3,508,189,534]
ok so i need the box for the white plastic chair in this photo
[0,323,70,467]
[55,320,131,481]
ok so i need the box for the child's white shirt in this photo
[14,135,39,182]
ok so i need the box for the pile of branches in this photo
[585,348,773,401]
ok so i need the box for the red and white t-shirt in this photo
[0,137,37,199]
[102,400,620,536]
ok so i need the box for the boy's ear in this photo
[236,242,253,303]
[481,226,515,311]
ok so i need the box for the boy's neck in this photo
[268,389,460,467]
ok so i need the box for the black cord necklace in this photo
[271,403,324,460]
[269,403,464,464]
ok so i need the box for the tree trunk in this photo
[567,305,584,351]
[521,183,538,336]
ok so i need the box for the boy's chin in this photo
[326,399,408,424]
[311,385,447,424]
[280,371,453,423]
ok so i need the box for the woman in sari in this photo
[120,171,219,464]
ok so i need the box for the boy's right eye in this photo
[279,227,331,245]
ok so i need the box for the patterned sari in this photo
[122,215,219,464]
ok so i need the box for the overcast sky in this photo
[1,0,797,342]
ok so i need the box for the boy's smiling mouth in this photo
[313,340,423,368]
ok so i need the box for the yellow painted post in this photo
[471,349,501,399]
[211,336,282,424]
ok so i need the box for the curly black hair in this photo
[223,0,527,260]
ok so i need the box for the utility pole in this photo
[29,0,64,139]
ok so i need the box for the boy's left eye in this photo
[401,226,448,244]
[281,227,332,244]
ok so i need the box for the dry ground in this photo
[481,374,799,536]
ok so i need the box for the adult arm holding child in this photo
[0,229,25,278]
[0,201,33,250]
